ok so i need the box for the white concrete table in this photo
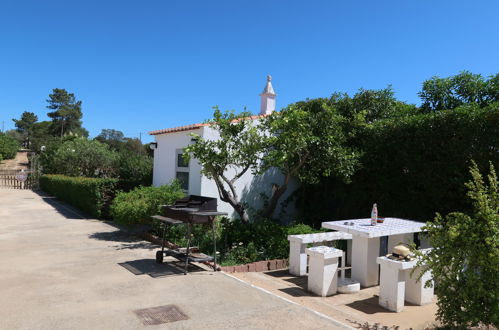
[322,218,425,287]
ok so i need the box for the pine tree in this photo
[46,88,83,137]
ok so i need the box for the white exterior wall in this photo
[151,123,299,222]
[152,130,203,195]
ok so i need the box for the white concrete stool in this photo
[306,246,343,297]
[377,256,434,312]
[288,232,352,276]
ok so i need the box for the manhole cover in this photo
[134,304,188,325]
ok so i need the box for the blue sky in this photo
[1,1,498,142]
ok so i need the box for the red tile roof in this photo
[148,114,271,136]
[148,123,208,135]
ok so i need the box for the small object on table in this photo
[371,203,378,226]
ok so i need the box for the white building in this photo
[149,76,298,220]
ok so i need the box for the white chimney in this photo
[260,75,276,115]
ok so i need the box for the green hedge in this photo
[40,174,118,218]
[110,182,185,226]
[296,103,499,227]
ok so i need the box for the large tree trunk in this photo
[213,174,250,223]
[261,173,291,219]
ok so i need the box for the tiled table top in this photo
[322,217,425,238]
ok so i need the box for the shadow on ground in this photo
[265,269,309,290]
[119,258,207,278]
[34,190,90,220]
[88,230,157,250]
[345,295,416,315]
[33,191,157,250]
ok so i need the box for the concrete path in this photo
[0,150,29,169]
[0,189,348,330]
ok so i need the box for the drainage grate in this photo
[134,304,188,325]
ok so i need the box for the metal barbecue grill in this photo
[151,195,227,274]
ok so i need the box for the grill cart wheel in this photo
[156,250,163,264]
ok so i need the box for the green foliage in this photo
[116,151,153,191]
[110,182,185,226]
[40,174,118,218]
[184,107,265,222]
[95,129,125,150]
[218,220,325,265]
[333,87,419,122]
[12,111,38,147]
[419,71,499,112]
[39,138,118,177]
[297,102,499,227]
[262,98,361,184]
[155,218,322,266]
[416,162,498,328]
[0,133,19,160]
[46,88,83,137]
[30,121,54,152]
[5,129,24,145]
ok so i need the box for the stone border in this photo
[219,259,289,273]
[139,231,288,273]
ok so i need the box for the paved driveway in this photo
[0,189,348,329]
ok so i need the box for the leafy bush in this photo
[40,174,118,218]
[39,138,118,177]
[219,220,327,265]
[156,218,324,266]
[297,102,499,227]
[416,162,498,328]
[116,151,153,191]
[110,182,184,226]
[0,133,19,160]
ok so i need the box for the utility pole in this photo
[139,132,142,142]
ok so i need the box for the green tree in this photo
[416,162,498,327]
[5,129,23,145]
[12,111,38,148]
[184,107,265,222]
[260,98,361,218]
[39,138,118,177]
[116,151,153,191]
[95,129,125,150]
[334,87,418,122]
[30,121,54,152]
[0,133,20,160]
[419,71,499,112]
[95,129,146,155]
[46,88,83,137]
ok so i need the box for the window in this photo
[175,149,189,191]
[177,152,188,168]
[176,172,189,191]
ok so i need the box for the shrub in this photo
[39,138,118,177]
[110,182,184,227]
[155,218,324,266]
[416,162,498,328]
[116,151,153,191]
[217,219,323,265]
[0,133,19,160]
[40,174,118,218]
